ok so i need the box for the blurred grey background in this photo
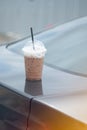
[0,0,87,43]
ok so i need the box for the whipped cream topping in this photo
[22,40,47,58]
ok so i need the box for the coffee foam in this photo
[22,40,47,58]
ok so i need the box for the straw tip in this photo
[30,27,35,50]
[30,27,32,30]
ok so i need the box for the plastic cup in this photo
[22,40,47,81]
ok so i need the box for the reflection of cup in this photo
[22,40,46,81]
[25,80,43,96]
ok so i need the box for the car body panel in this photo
[1,17,87,129]
[0,85,29,130]
[29,98,87,130]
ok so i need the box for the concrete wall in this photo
[0,0,87,38]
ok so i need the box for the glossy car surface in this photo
[1,17,87,129]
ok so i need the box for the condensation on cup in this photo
[22,40,47,81]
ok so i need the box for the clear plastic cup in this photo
[22,40,47,81]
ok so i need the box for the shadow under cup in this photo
[24,56,44,81]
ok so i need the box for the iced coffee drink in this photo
[22,40,47,81]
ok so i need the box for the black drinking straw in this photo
[30,27,35,50]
